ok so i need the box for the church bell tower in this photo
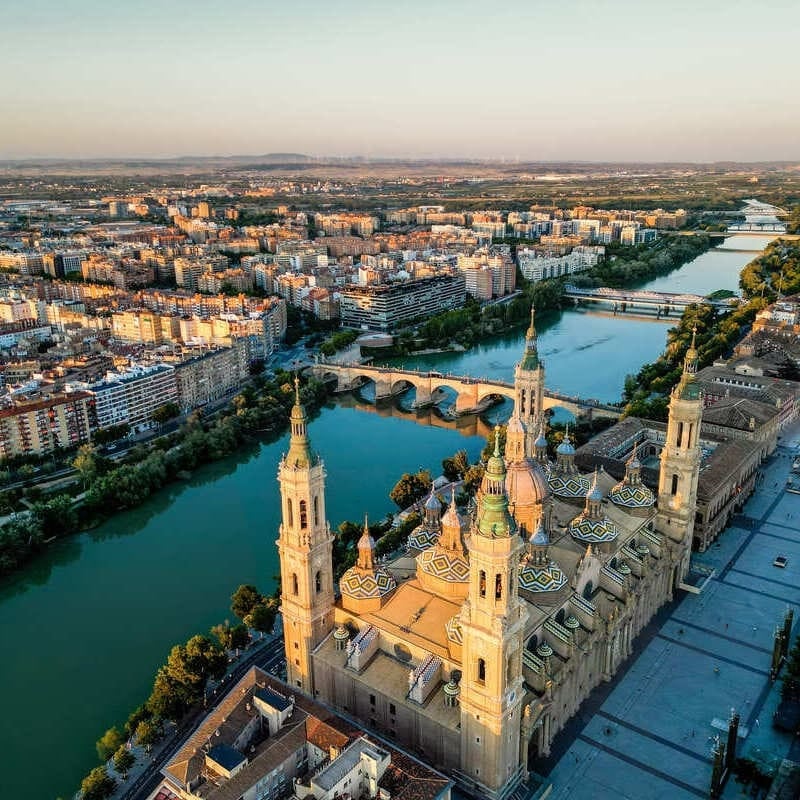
[656,328,703,580]
[277,378,334,694]
[514,305,545,457]
[459,429,528,798]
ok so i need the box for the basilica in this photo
[276,309,704,800]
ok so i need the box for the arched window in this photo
[671,474,679,496]
[688,423,694,447]
[292,573,299,595]
[299,500,308,529]
[477,658,486,683]
[313,495,319,526]
[315,570,322,594]
[479,570,486,598]
[583,580,593,600]
[495,573,503,600]
[287,499,293,527]
[676,421,684,447]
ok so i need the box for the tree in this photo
[246,600,277,633]
[230,624,250,650]
[112,745,135,777]
[134,719,160,750]
[96,726,124,762]
[231,584,262,620]
[389,470,432,509]
[81,766,116,800]
[124,704,152,738]
[211,622,234,650]
[73,443,98,488]
[151,402,180,425]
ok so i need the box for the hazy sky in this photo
[2,0,799,161]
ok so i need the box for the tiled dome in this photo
[340,565,396,600]
[519,560,567,593]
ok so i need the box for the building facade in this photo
[277,315,702,799]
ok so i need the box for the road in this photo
[120,635,286,800]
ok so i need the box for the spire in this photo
[477,426,515,537]
[676,325,701,400]
[684,325,698,375]
[286,374,312,468]
[506,411,526,463]
[357,514,375,571]
[586,469,603,518]
[521,303,540,370]
[440,488,465,552]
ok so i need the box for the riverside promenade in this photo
[543,423,800,800]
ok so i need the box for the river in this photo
[0,235,773,800]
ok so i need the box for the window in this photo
[313,495,319,526]
[477,658,486,683]
[370,694,376,706]
[287,498,293,527]
[292,573,299,595]
[688,423,694,447]
[671,474,679,496]
[315,571,322,594]
[294,641,299,649]
[476,737,481,743]
[479,570,486,598]
[299,500,308,529]
[676,421,684,447]
[389,703,396,715]
[507,654,514,682]
[495,573,503,600]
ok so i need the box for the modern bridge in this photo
[564,285,735,314]
[306,362,623,419]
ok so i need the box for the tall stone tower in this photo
[277,378,334,694]
[459,429,528,798]
[514,305,545,457]
[655,328,703,581]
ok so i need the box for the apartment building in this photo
[0,390,92,458]
[173,341,249,411]
[517,245,605,283]
[340,274,466,331]
[90,364,178,430]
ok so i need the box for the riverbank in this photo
[0,371,331,579]
[369,233,714,359]
[621,238,800,419]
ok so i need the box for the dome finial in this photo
[527,303,537,341]
[493,425,502,457]
[294,374,301,404]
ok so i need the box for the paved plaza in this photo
[542,425,800,800]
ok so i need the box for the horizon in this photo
[3,0,800,162]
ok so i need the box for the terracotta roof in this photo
[702,395,780,430]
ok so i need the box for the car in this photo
[774,555,788,568]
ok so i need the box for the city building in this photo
[151,665,452,800]
[173,341,249,411]
[276,317,702,799]
[339,275,466,331]
[90,363,178,430]
[0,390,92,458]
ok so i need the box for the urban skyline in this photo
[3,0,800,161]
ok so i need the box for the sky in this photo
[1,0,799,162]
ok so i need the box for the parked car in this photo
[774,555,788,568]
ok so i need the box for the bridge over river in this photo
[564,284,736,315]
[307,363,622,419]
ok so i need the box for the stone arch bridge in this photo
[307,363,622,419]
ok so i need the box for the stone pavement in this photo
[543,425,800,800]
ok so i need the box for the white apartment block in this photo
[90,363,178,430]
[517,245,605,283]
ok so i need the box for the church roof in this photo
[340,565,397,600]
[519,560,567,593]
[417,547,470,583]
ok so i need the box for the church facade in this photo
[276,310,704,800]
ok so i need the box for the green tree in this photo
[151,402,180,425]
[230,624,250,650]
[246,600,277,633]
[134,719,160,750]
[389,470,432,509]
[211,622,234,650]
[96,726,124,762]
[73,443,98,488]
[124,704,152,738]
[81,766,116,800]
[112,745,135,777]
[231,584,262,620]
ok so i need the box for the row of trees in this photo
[78,583,277,799]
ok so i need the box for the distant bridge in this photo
[564,285,735,314]
[307,363,622,419]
